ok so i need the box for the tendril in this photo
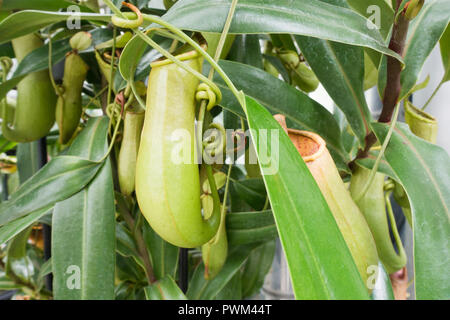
[111,2,143,29]
[196,83,221,111]
[0,57,13,82]
[106,102,122,127]
[107,0,223,108]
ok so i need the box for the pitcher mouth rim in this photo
[405,101,437,124]
[287,128,326,162]
[150,46,205,69]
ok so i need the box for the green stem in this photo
[197,0,239,155]
[98,94,134,164]
[422,79,443,111]
[106,27,117,108]
[354,103,400,202]
[83,86,108,109]
[210,164,233,245]
[103,0,245,106]
[130,78,146,110]
[385,190,406,260]
[262,196,270,211]
[48,33,64,101]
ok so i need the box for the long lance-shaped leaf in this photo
[372,122,450,300]
[0,156,101,226]
[210,60,349,168]
[226,210,277,246]
[0,11,110,44]
[53,117,115,300]
[5,226,34,285]
[241,240,276,299]
[295,0,371,148]
[378,0,450,99]
[144,276,187,300]
[243,96,369,299]
[0,0,92,12]
[142,220,179,281]
[346,0,394,66]
[0,28,113,102]
[0,205,52,245]
[231,178,266,210]
[187,244,259,300]
[439,25,450,83]
[0,118,109,242]
[119,33,172,82]
[0,38,70,102]
[163,0,401,61]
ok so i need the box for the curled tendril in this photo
[384,178,395,191]
[203,123,227,160]
[196,83,221,111]
[0,57,13,82]
[111,2,143,29]
[106,102,122,127]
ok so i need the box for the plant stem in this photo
[48,33,64,103]
[106,27,117,108]
[351,2,410,167]
[422,79,443,111]
[120,203,156,283]
[379,16,409,123]
[354,104,400,202]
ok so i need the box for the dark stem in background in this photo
[1,174,8,201]
[351,1,410,168]
[179,248,189,293]
[37,137,52,291]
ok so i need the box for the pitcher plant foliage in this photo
[0,0,448,301]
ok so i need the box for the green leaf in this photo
[0,273,22,290]
[378,0,450,99]
[164,0,401,60]
[356,150,399,182]
[212,60,349,167]
[119,33,173,82]
[0,0,91,12]
[144,276,187,300]
[17,142,45,184]
[0,135,16,154]
[226,210,277,246]
[187,244,258,300]
[116,222,140,261]
[372,122,450,300]
[296,37,371,147]
[346,0,394,66]
[228,34,263,69]
[0,38,70,105]
[241,240,276,298]
[37,258,53,282]
[232,178,266,210]
[244,96,369,299]
[142,221,179,281]
[0,205,52,245]
[440,25,450,83]
[0,10,110,44]
[116,254,146,284]
[295,0,371,147]
[52,117,115,300]
[214,272,242,300]
[0,156,101,226]
[5,227,35,285]
[346,0,394,40]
